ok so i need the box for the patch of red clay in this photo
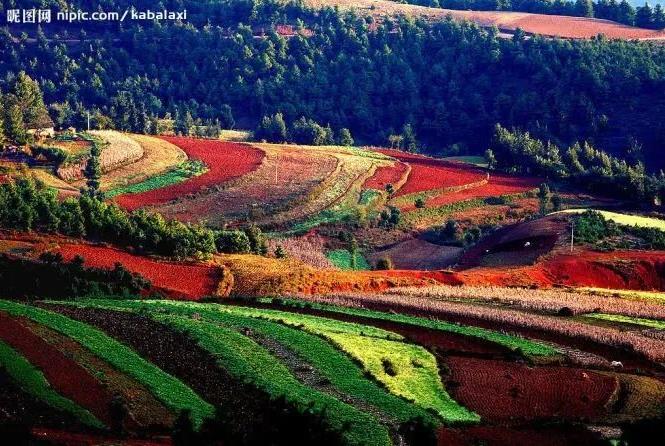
[0,313,114,425]
[32,428,172,446]
[363,161,409,191]
[438,425,601,446]
[56,243,220,300]
[444,356,617,422]
[115,137,264,211]
[373,148,486,197]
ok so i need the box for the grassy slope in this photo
[264,298,560,358]
[584,313,665,330]
[0,300,214,427]
[326,249,371,270]
[0,339,104,428]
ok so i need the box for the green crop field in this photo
[0,300,214,427]
[262,298,560,358]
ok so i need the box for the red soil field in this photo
[363,161,409,191]
[374,149,486,197]
[444,356,617,422]
[438,425,601,446]
[32,428,172,446]
[56,243,220,299]
[0,313,114,425]
[307,0,665,41]
[115,137,264,211]
[426,173,539,208]
[538,250,665,290]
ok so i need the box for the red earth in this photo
[56,243,220,299]
[363,161,409,191]
[444,356,617,422]
[426,173,539,208]
[374,149,487,197]
[115,137,264,211]
[0,313,115,425]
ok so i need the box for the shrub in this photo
[375,257,394,270]
[215,230,251,254]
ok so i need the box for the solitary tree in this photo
[338,128,354,146]
[537,183,551,215]
[402,123,417,153]
[84,142,102,199]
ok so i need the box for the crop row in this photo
[116,137,265,211]
[264,298,559,358]
[106,160,207,199]
[386,285,665,320]
[290,293,665,362]
[64,299,479,424]
[0,300,214,427]
[0,338,103,428]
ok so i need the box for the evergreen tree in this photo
[575,0,594,17]
[338,128,354,146]
[84,142,102,199]
[618,0,636,24]
[654,4,665,28]
[537,183,551,215]
[5,103,27,145]
[402,124,418,153]
[636,3,654,28]
[219,104,235,129]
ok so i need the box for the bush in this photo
[375,257,394,270]
[574,210,620,244]
[215,230,251,254]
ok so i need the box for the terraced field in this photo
[115,137,265,212]
[304,0,665,40]
[2,296,659,445]
[153,143,339,226]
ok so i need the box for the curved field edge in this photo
[146,301,477,423]
[0,300,214,427]
[154,313,392,446]
[105,160,207,199]
[0,338,103,429]
[259,298,560,359]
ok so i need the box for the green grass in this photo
[0,300,214,428]
[105,160,207,198]
[263,298,560,358]
[145,313,391,446]
[584,313,665,330]
[326,249,371,271]
[559,209,665,231]
[580,287,665,302]
[0,339,104,429]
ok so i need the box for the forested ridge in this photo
[2,0,665,170]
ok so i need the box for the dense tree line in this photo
[3,1,665,170]
[0,252,150,300]
[573,210,665,249]
[488,124,665,202]
[405,0,665,29]
[0,177,263,258]
[0,72,52,145]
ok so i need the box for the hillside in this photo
[304,0,665,39]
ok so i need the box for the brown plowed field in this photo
[306,0,665,40]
